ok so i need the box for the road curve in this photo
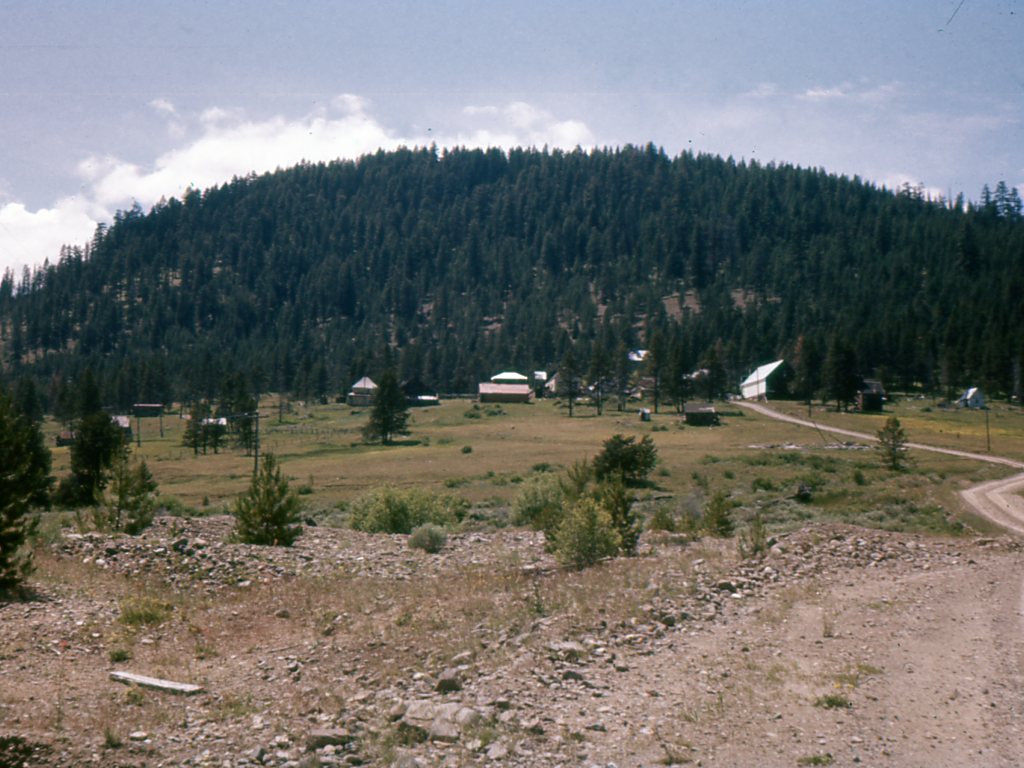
[736,400,1024,536]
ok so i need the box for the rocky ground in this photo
[1,515,1023,768]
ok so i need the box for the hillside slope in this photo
[1,146,1021,406]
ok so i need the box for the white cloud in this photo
[0,197,105,276]
[0,97,596,276]
[149,98,178,116]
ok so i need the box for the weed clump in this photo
[408,523,448,553]
[118,596,171,627]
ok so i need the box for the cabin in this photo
[741,360,785,400]
[56,431,75,447]
[857,380,886,412]
[478,382,533,403]
[347,376,378,407]
[684,402,720,426]
[958,387,985,409]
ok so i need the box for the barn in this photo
[741,360,785,400]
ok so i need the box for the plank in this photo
[109,670,203,695]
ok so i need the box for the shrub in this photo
[751,476,775,492]
[553,497,620,569]
[408,524,447,553]
[461,445,473,454]
[592,434,658,484]
[647,504,677,533]
[232,453,303,546]
[349,487,468,534]
[512,474,565,544]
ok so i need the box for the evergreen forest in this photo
[1,145,1022,410]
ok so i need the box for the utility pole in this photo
[253,409,260,475]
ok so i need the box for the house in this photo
[490,371,530,385]
[347,376,378,407]
[112,415,133,441]
[958,387,985,409]
[741,360,785,400]
[532,371,548,397]
[56,431,75,447]
[478,382,534,403]
[857,380,886,412]
[684,402,720,426]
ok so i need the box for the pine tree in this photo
[876,415,908,471]
[362,369,410,445]
[0,388,52,591]
[232,453,303,546]
[558,346,584,417]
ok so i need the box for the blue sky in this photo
[1,0,1021,275]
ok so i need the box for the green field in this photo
[41,395,1024,537]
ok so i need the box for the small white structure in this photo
[347,376,378,407]
[490,371,529,384]
[741,360,785,400]
[958,387,985,409]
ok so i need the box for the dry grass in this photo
[41,395,1019,539]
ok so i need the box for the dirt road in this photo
[736,400,1024,535]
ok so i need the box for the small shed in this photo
[857,380,886,412]
[684,402,719,426]
[56,430,76,447]
[741,360,785,400]
[478,382,533,403]
[958,387,985,409]
[347,376,378,407]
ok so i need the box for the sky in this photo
[1,0,1021,277]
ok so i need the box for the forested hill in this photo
[1,145,1022,408]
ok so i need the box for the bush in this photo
[647,504,677,533]
[553,497,620,569]
[512,474,565,544]
[592,434,658,484]
[461,445,473,454]
[408,524,447,553]
[232,453,303,546]
[349,487,468,534]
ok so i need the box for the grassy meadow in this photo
[42,395,1024,537]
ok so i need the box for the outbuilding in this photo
[347,376,378,407]
[741,360,785,400]
[478,382,533,403]
[684,402,720,426]
[958,387,985,409]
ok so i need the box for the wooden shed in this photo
[684,402,719,426]
[478,382,534,403]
